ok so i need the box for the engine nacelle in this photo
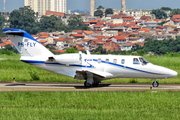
[54,53,81,64]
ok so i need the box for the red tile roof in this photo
[39,36,49,38]
[39,40,47,43]
[39,32,49,36]
[129,37,141,40]
[3,41,14,46]
[94,31,102,33]
[83,21,90,25]
[140,16,151,20]
[0,43,6,46]
[73,30,83,34]
[92,39,103,42]
[53,38,65,41]
[46,11,64,17]
[90,20,98,23]
[31,35,37,37]
[71,34,85,38]
[94,36,110,39]
[172,15,180,19]
[113,36,126,40]
[139,28,150,33]
[53,50,65,53]
[83,31,94,35]
[131,26,140,29]
[94,24,102,27]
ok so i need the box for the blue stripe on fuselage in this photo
[21,59,167,75]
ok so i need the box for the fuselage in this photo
[20,53,178,81]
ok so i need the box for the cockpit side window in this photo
[121,59,125,64]
[133,58,140,64]
[139,57,149,65]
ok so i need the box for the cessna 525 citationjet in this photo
[3,29,178,87]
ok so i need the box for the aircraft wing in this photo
[75,70,113,80]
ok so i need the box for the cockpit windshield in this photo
[139,57,149,65]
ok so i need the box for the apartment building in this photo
[24,0,66,16]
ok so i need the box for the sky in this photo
[0,0,180,13]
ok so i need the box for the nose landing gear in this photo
[152,79,159,87]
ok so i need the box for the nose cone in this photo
[168,69,178,78]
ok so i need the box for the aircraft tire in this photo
[84,81,92,87]
[152,81,159,87]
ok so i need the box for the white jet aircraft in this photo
[3,29,178,87]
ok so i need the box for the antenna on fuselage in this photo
[86,50,91,55]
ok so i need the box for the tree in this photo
[67,15,90,31]
[128,34,136,37]
[151,9,167,19]
[65,46,78,53]
[161,7,172,11]
[40,15,63,32]
[97,5,104,10]
[105,8,113,17]
[169,9,180,17]
[9,7,39,34]
[3,44,18,53]
[19,6,35,17]
[93,46,106,54]
[0,15,5,37]
[9,10,21,28]
[94,10,103,18]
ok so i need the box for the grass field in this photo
[0,91,179,119]
[0,54,180,84]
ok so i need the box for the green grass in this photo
[0,55,180,84]
[0,91,180,119]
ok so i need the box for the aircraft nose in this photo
[168,69,178,78]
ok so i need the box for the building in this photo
[90,0,95,17]
[24,0,66,16]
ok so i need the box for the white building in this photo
[24,0,66,16]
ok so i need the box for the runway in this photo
[0,82,180,92]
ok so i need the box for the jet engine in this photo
[54,53,82,64]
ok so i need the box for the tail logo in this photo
[18,42,36,47]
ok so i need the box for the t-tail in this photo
[3,29,54,58]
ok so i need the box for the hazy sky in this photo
[0,0,180,12]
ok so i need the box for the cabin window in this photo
[98,58,101,63]
[105,59,109,63]
[113,59,117,64]
[121,59,125,64]
[133,58,140,64]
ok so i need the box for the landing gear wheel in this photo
[84,81,92,87]
[152,81,159,87]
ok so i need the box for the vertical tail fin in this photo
[3,29,54,57]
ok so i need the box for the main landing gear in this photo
[84,81,100,87]
[152,79,159,87]
[84,72,100,87]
